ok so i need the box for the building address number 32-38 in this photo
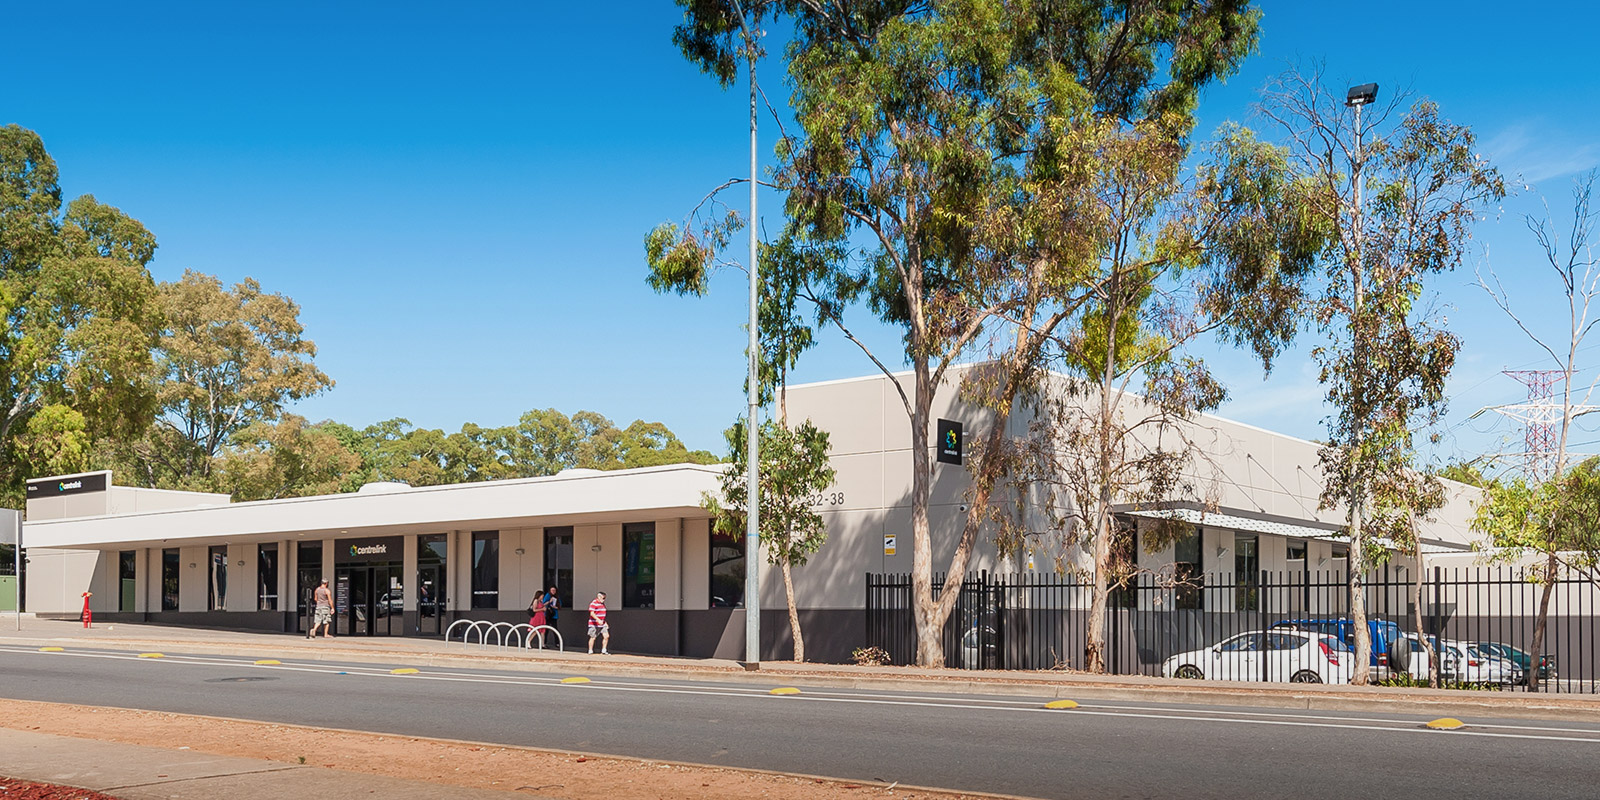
[808,491,845,508]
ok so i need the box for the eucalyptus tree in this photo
[0,125,162,499]
[997,120,1323,672]
[1257,70,1504,683]
[1472,173,1600,690]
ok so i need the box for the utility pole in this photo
[731,0,762,666]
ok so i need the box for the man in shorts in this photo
[310,578,334,639]
[587,591,609,655]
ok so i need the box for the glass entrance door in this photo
[417,564,443,635]
[335,565,401,636]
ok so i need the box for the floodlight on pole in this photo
[1346,82,1379,107]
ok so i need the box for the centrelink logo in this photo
[944,429,958,451]
[349,544,387,556]
[57,480,82,493]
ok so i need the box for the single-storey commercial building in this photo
[20,366,1484,662]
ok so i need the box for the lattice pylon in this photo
[1498,370,1565,480]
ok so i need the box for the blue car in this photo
[1271,619,1404,678]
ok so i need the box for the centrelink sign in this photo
[336,536,402,564]
[25,472,109,499]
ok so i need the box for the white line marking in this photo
[6,646,1600,743]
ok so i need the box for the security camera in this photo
[959,504,969,512]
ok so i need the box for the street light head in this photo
[1346,82,1379,107]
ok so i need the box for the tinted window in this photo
[1322,636,1354,652]
[1268,633,1306,651]
[1219,633,1262,652]
[543,527,573,610]
[709,525,743,608]
[208,545,228,611]
[118,550,136,612]
[471,531,499,610]
[257,544,278,611]
[623,522,655,609]
[161,548,180,611]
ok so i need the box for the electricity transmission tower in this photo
[1491,370,1591,480]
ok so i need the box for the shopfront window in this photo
[544,527,573,610]
[623,522,655,609]
[1173,528,1202,610]
[1235,535,1259,612]
[709,526,743,608]
[258,544,278,611]
[119,551,136,611]
[417,534,446,625]
[1110,518,1138,609]
[161,548,180,611]
[208,545,228,611]
[471,531,499,610]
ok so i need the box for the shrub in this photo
[851,646,891,667]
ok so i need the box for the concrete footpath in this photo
[0,728,550,799]
[3,616,1599,723]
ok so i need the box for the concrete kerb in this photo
[9,631,1600,724]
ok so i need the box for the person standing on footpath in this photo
[527,592,548,645]
[587,591,610,655]
[540,586,559,640]
[309,578,334,639]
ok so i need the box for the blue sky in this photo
[5,2,1599,468]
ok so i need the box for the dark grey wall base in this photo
[39,607,873,664]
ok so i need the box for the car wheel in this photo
[1290,670,1323,684]
[1174,664,1204,680]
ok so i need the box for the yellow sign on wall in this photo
[883,534,897,556]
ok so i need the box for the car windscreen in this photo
[1321,636,1354,652]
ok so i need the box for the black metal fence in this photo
[865,566,1600,692]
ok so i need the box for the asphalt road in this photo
[1,644,1597,799]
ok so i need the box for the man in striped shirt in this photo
[587,591,610,655]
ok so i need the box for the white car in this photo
[1163,630,1354,684]
[1395,635,1518,687]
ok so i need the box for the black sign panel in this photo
[335,536,403,564]
[26,472,108,498]
[937,419,963,465]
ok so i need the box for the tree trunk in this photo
[1084,510,1112,673]
[1349,501,1371,685]
[1410,543,1436,688]
[910,376,943,667]
[1529,550,1558,692]
[782,560,803,662]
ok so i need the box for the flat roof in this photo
[24,463,725,550]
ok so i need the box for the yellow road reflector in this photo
[38,647,64,652]
[390,668,420,675]
[560,677,591,684]
[1426,717,1465,730]
[1044,699,1079,710]
[769,687,802,696]
[137,653,164,659]
[254,659,281,666]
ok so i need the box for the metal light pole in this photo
[1344,81,1377,683]
[731,0,762,666]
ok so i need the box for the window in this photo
[1286,541,1307,562]
[417,534,446,620]
[161,549,180,611]
[709,525,744,608]
[1109,518,1138,608]
[119,551,136,611]
[1219,632,1261,652]
[1330,544,1349,574]
[471,531,499,610]
[257,544,278,611]
[1173,528,1202,610]
[1234,535,1259,612]
[622,522,655,609]
[543,527,574,610]
[208,545,228,611]
[296,541,322,614]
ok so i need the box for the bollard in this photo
[81,591,93,628]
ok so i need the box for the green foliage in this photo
[1437,461,1489,488]
[0,125,162,503]
[216,415,363,501]
[705,417,835,568]
[118,270,333,490]
[1475,457,1600,570]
